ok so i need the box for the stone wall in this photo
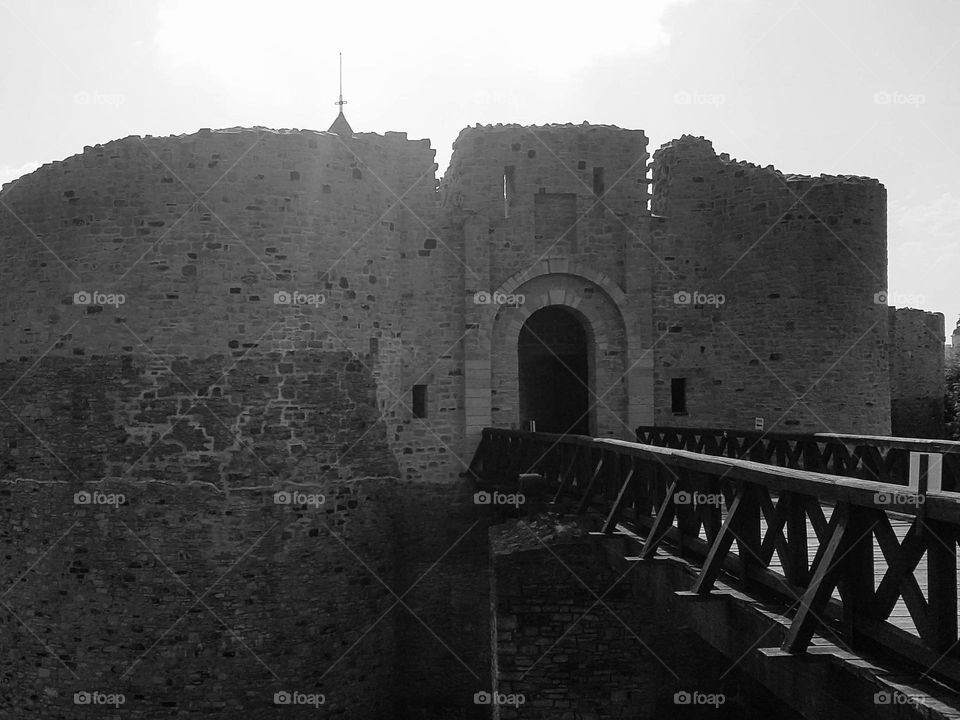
[0,133,488,718]
[490,515,805,719]
[443,123,649,295]
[0,477,400,718]
[445,125,896,446]
[889,307,945,438]
[392,478,492,719]
[444,124,656,446]
[0,126,466,482]
[650,136,890,434]
[0,351,396,486]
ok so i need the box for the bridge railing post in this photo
[924,518,958,654]
[782,491,809,587]
[838,504,875,650]
[736,482,761,590]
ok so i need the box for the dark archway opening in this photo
[518,306,591,435]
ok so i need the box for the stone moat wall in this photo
[0,478,399,718]
[489,515,805,719]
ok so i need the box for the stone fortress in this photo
[0,108,946,717]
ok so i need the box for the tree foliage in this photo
[946,353,960,440]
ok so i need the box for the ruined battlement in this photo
[653,134,883,194]
[448,122,647,168]
[444,122,649,218]
[1,125,439,200]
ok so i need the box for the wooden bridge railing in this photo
[469,428,960,688]
[635,425,960,492]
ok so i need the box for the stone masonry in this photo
[0,119,943,717]
[490,514,805,719]
[889,307,945,437]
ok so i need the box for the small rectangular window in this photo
[592,167,605,196]
[412,384,427,418]
[503,165,516,217]
[671,378,687,414]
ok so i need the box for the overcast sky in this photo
[1,0,958,338]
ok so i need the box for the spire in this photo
[328,52,353,136]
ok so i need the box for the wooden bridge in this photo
[469,426,960,718]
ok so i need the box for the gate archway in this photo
[518,306,591,435]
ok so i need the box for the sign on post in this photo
[908,451,943,493]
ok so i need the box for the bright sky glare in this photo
[1,0,958,336]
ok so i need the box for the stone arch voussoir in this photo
[495,259,628,307]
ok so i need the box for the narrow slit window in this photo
[503,165,516,218]
[412,384,427,418]
[671,378,687,414]
[592,167,605,196]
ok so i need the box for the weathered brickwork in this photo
[889,307,945,437]
[0,127,463,483]
[490,515,804,719]
[390,479,493,718]
[0,478,399,718]
[650,136,891,434]
[446,124,655,445]
[487,271,630,437]
[0,352,397,485]
[444,126,920,442]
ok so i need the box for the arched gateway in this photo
[482,269,633,440]
[518,306,592,435]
